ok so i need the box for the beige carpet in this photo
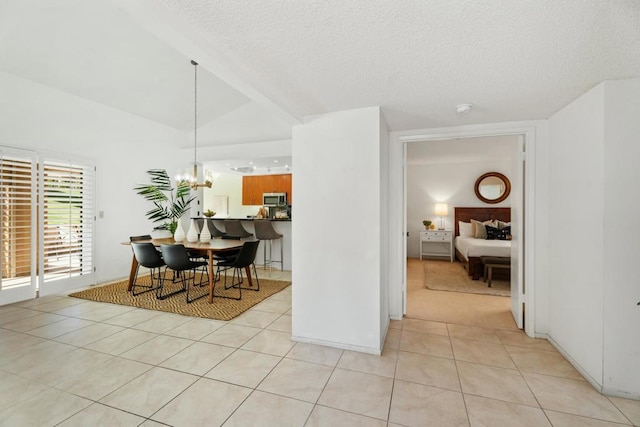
[69,274,291,321]
[407,258,518,330]
[424,259,510,297]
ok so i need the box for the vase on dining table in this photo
[173,220,186,241]
[186,219,199,243]
[200,219,211,242]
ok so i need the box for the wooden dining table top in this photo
[123,237,246,252]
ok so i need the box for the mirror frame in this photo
[474,172,511,204]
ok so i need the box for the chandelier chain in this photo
[193,59,198,167]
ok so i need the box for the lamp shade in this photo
[434,203,449,216]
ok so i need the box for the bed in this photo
[454,207,511,280]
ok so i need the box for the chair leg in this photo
[250,262,260,291]
[132,265,162,296]
[213,266,242,301]
[186,265,209,303]
[157,268,187,300]
[263,241,268,269]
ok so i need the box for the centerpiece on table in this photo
[134,169,195,238]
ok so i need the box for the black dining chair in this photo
[214,240,260,300]
[129,234,152,242]
[160,244,209,303]
[130,242,165,296]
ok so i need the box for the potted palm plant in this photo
[134,169,195,235]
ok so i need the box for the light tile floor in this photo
[0,268,638,426]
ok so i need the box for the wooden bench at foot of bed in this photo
[455,249,486,280]
[481,256,511,287]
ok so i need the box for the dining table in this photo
[124,237,247,303]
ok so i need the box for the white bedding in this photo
[455,236,511,259]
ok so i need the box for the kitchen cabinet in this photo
[242,174,292,205]
[242,176,259,205]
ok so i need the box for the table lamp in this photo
[434,203,448,230]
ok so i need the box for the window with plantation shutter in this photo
[0,146,95,303]
[0,148,37,304]
[39,157,95,295]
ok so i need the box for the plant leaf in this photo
[134,169,195,226]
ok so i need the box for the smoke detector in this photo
[455,103,472,114]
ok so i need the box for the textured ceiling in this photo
[2,0,639,146]
[158,0,640,130]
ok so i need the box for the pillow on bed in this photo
[458,221,473,237]
[497,220,511,229]
[486,225,511,240]
[471,219,496,239]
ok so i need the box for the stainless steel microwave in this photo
[263,192,287,207]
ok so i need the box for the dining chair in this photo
[160,244,209,303]
[214,240,260,300]
[130,242,165,296]
[129,234,152,242]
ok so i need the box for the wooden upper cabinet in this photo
[242,174,292,205]
[281,174,292,204]
[242,175,257,205]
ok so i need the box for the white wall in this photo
[0,70,189,284]
[547,83,606,386]
[601,78,640,397]
[202,172,261,218]
[406,156,513,258]
[547,77,640,398]
[291,106,385,354]
[379,117,390,347]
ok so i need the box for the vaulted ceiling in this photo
[2,0,639,150]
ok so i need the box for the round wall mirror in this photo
[474,172,511,204]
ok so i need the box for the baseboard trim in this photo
[290,335,382,356]
[601,387,640,401]
[544,334,603,393]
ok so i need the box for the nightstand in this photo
[420,230,453,262]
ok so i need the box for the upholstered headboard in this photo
[454,207,511,236]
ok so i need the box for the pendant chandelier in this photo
[175,60,213,189]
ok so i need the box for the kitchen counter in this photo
[191,218,292,270]
[198,217,291,222]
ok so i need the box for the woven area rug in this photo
[424,259,510,297]
[69,274,291,321]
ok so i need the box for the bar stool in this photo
[195,218,225,238]
[207,219,225,238]
[254,219,283,271]
[223,219,253,239]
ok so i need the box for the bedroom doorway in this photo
[401,132,528,331]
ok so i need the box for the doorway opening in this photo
[402,133,527,331]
